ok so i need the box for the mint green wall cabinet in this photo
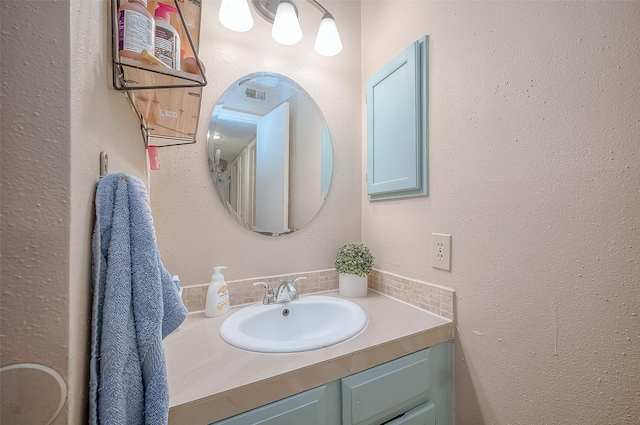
[210,342,451,425]
[366,36,428,201]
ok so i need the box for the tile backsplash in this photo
[368,269,455,320]
[181,268,454,320]
[181,269,338,312]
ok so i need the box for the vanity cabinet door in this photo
[211,382,340,425]
[342,348,432,425]
[341,342,451,425]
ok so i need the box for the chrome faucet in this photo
[252,276,308,304]
[252,281,276,305]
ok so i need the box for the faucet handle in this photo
[252,281,275,304]
[291,276,308,290]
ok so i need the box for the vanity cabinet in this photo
[210,342,452,425]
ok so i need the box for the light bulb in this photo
[219,0,254,32]
[314,13,342,56]
[272,0,302,46]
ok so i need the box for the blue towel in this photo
[89,173,187,425]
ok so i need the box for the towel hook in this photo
[100,152,108,178]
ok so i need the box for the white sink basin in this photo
[219,295,368,353]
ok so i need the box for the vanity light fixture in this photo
[271,0,302,45]
[219,0,254,32]
[314,12,342,56]
[218,0,343,56]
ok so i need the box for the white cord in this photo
[0,363,67,425]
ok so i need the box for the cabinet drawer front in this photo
[385,401,435,425]
[213,386,327,425]
[342,348,432,425]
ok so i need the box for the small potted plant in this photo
[335,243,375,297]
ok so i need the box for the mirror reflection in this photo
[207,72,333,236]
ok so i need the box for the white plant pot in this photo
[339,273,368,298]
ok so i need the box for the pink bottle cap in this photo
[154,2,178,21]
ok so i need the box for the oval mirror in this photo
[207,72,333,236]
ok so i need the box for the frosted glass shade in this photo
[314,13,342,56]
[219,0,254,32]
[272,1,302,45]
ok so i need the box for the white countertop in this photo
[165,290,453,425]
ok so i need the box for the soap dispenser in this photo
[153,2,181,69]
[205,266,230,317]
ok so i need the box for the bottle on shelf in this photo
[118,0,155,63]
[154,2,181,70]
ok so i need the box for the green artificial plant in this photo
[335,244,375,277]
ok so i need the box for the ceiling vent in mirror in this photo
[244,86,269,104]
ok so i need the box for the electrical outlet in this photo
[432,233,452,271]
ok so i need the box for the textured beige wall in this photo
[150,1,362,284]
[1,0,148,423]
[1,1,72,423]
[361,2,640,424]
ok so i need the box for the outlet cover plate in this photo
[432,233,452,271]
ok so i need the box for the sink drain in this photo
[282,309,290,316]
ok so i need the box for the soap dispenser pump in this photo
[205,266,230,317]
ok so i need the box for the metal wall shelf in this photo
[111,0,207,147]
